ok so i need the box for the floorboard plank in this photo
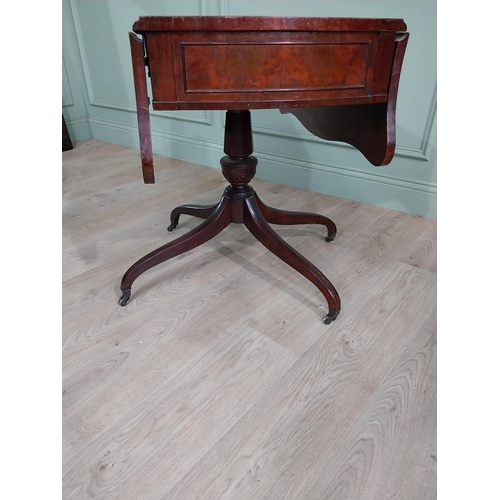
[163,263,436,500]
[62,140,437,499]
[302,308,437,500]
[62,324,297,499]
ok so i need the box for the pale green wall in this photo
[62,0,437,218]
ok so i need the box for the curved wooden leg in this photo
[119,196,232,305]
[167,202,219,231]
[243,195,340,323]
[254,193,337,241]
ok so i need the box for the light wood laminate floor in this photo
[62,140,437,499]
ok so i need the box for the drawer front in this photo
[146,31,395,110]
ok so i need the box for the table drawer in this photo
[145,30,397,110]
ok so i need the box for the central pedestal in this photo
[120,110,341,323]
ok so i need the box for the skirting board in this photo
[64,117,92,147]
[87,117,437,219]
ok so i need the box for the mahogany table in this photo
[120,16,409,324]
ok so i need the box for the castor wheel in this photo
[325,231,336,242]
[322,307,340,324]
[119,289,131,306]
[167,217,179,232]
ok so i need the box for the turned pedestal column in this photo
[120,110,341,323]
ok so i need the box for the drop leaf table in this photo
[119,16,409,324]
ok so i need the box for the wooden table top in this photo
[132,16,407,33]
[129,15,409,182]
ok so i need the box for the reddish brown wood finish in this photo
[132,16,406,33]
[121,110,341,320]
[121,16,409,323]
[281,32,409,166]
[145,28,396,111]
[129,32,154,183]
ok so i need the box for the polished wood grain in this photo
[132,16,407,33]
[137,17,407,112]
[119,109,342,321]
[281,31,409,166]
[124,16,408,321]
[62,140,436,499]
[129,32,154,183]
